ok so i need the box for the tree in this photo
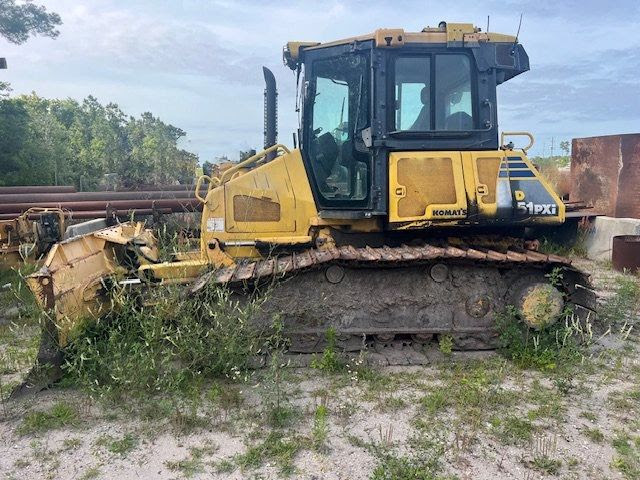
[239,149,256,161]
[559,140,570,157]
[0,0,62,44]
[0,93,199,188]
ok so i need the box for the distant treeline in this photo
[0,94,198,189]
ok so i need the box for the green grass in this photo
[420,390,448,415]
[531,455,562,475]
[312,404,329,451]
[583,427,605,443]
[601,276,640,326]
[166,444,218,478]
[370,453,451,480]
[495,306,582,371]
[79,467,101,480]
[611,431,640,479]
[235,431,304,475]
[96,433,139,456]
[62,283,266,397]
[18,402,78,435]
[310,327,346,373]
[490,415,535,445]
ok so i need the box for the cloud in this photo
[2,0,639,160]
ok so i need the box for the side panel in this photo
[389,151,468,222]
[200,149,318,260]
[224,158,296,233]
[389,150,565,229]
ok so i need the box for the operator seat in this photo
[314,132,340,192]
[444,111,473,130]
[409,86,430,131]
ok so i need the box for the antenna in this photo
[515,13,523,41]
[486,15,490,33]
[511,13,523,53]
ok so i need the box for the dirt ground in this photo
[0,258,638,480]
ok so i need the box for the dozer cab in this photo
[20,22,596,395]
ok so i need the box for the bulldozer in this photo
[18,22,596,395]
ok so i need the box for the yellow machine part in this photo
[199,148,319,261]
[26,222,157,347]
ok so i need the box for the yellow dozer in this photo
[19,22,596,394]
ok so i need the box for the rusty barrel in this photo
[612,235,640,273]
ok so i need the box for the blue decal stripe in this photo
[499,170,536,178]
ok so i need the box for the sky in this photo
[2,0,639,161]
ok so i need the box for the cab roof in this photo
[283,22,518,69]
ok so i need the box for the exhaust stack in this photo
[263,66,278,160]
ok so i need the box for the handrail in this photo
[194,175,211,203]
[501,131,535,153]
[219,144,290,184]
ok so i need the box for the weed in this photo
[63,283,266,396]
[170,405,211,435]
[531,455,562,475]
[378,395,407,412]
[525,435,561,475]
[371,430,448,480]
[379,424,394,446]
[583,427,605,443]
[601,276,640,327]
[611,431,640,479]
[420,390,448,415]
[96,433,139,456]
[166,443,218,478]
[580,411,597,422]
[370,454,445,480]
[18,402,78,435]
[495,306,582,371]
[438,334,453,355]
[310,327,345,373]
[312,403,329,451]
[261,318,295,428]
[214,459,235,473]
[538,229,588,258]
[62,437,82,450]
[235,431,303,475]
[491,415,535,445]
[79,467,101,480]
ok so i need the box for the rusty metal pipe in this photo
[0,205,202,221]
[0,198,202,214]
[0,185,77,194]
[0,190,204,204]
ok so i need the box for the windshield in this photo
[307,54,370,203]
[394,54,474,131]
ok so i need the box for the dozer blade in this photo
[192,242,597,353]
[11,222,156,398]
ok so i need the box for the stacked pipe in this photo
[0,185,205,220]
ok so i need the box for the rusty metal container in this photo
[612,235,640,273]
[570,134,640,218]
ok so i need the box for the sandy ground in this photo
[0,259,638,480]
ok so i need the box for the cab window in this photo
[394,54,474,131]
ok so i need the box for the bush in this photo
[63,282,266,396]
